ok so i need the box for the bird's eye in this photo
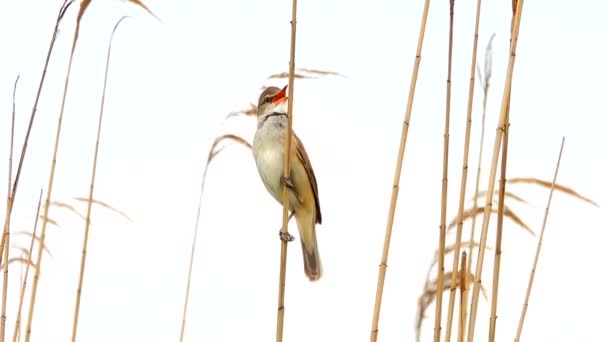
[265,96,272,104]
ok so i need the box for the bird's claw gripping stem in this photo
[279,230,295,242]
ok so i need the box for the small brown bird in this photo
[252,85,323,281]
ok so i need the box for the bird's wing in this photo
[292,133,322,224]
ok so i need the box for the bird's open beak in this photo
[272,85,288,104]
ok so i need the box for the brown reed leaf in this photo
[295,68,345,77]
[267,68,344,80]
[447,205,535,236]
[507,177,599,207]
[207,134,252,163]
[49,201,86,222]
[225,103,257,120]
[38,216,60,229]
[0,257,36,270]
[14,232,53,257]
[126,0,160,21]
[72,197,133,222]
[473,190,531,206]
[267,72,312,79]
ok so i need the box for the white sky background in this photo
[0,0,606,341]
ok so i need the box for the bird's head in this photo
[257,85,289,117]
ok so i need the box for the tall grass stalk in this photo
[1,76,19,342]
[369,0,431,340]
[0,0,74,269]
[70,15,130,342]
[489,8,517,340]
[275,0,299,340]
[433,0,455,339]
[467,33,495,273]
[12,190,43,342]
[443,0,484,338]
[488,120,510,341]
[466,0,525,339]
[514,137,565,341]
[25,1,91,340]
[179,133,252,342]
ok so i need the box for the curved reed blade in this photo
[49,201,86,221]
[126,0,160,21]
[36,216,60,229]
[71,197,133,222]
[207,134,252,163]
[13,232,53,258]
[0,258,36,271]
[294,68,345,77]
[225,103,257,120]
[507,177,598,207]
[472,190,531,206]
[447,206,535,236]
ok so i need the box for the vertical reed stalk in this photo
[12,190,43,342]
[433,0,455,339]
[488,118,509,341]
[467,33,495,273]
[1,76,19,342]
[71,15,129,342]
[0,0,73,270]
[514,137,565,341]
[275,0,298,340]
[443,0,484,338]
[369,0,431,340]
[466,1,525,340]
[25,2,91,340]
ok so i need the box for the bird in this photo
[251,85,323,281]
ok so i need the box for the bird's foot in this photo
[279,230,295,242]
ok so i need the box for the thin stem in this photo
[25,1,86,340]
[443,0,484,337]
[369,0,432,340]
[488,118,510,341]
[1,75,19,342]
[0,0,73,268]
[433,0,455,339]
[514,137,565,341]
[467,33,495,274]
[466,1,525,340]
[275,0,298,340]
[12,190,43,342]
[71,16,129,342]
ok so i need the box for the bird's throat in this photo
[260,112,288,125]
